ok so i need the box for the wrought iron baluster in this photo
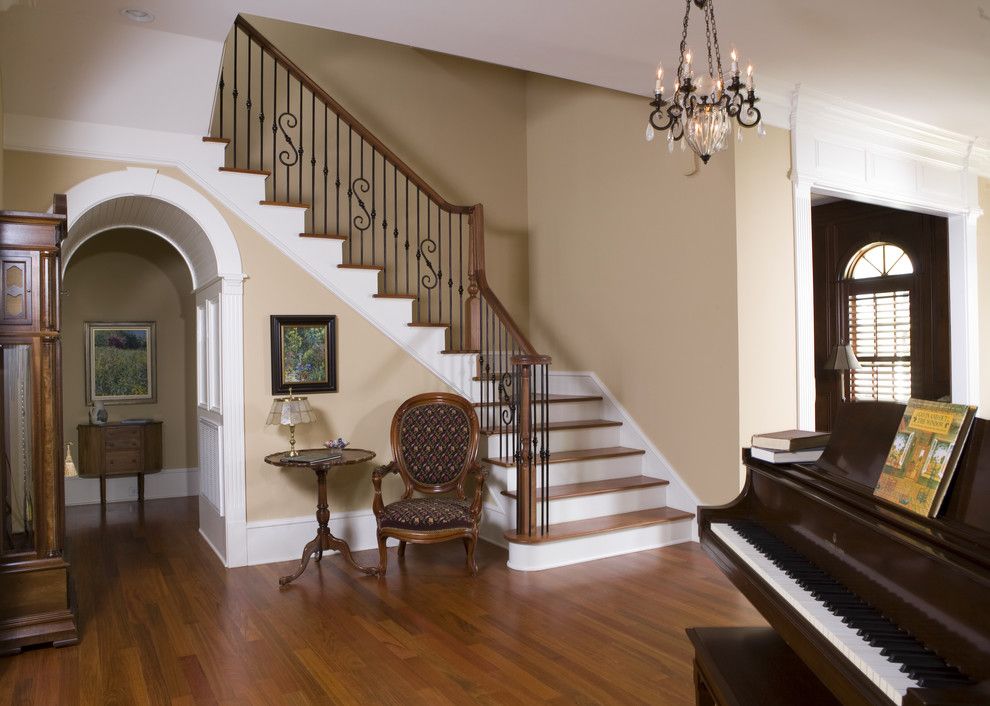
[359,137,366,264]
[381,154,388,281]
[246,36,252,170]
[542,363,550,534]
[370,147,376,266]
[436,205,442,325]
[218,70,224,140]
[393,166,399,295]
[297,80,303,204]
[310,91,316,232]
[447,211,453,350]
[271,63,277,199]
[323,105,328,235]
[258,50,264,178]
[404,179,410,295]
[232,29,239,168]
[335,115,341,236]
[283,67,290,195]
[416,189,421,312]
[347,125,353,261]
[458,214,464,351]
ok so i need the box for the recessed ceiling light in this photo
[120,8,155,23]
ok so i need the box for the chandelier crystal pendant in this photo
[646,0,762,164]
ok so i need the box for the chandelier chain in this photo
[676,0,692,82]
[709,0,725,81]
[704,6,715,80]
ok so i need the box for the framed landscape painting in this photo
[85,322,157,405]
[270,315,337,394]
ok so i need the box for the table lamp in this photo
[824,342,861,402]
[266,389,315,457]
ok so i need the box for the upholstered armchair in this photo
[372,392,487,575]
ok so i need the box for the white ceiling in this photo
[2,0,989,140]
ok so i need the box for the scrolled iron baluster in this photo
[277,113,300,167]
[418,238,439,290]
[350,177,371,233]
[499,371,515,429]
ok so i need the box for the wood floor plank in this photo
[0,497,764,704]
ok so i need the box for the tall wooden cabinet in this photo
[0,200,78,654]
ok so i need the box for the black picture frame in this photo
[270,315,338,394]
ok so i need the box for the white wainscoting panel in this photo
[198,418,222,513]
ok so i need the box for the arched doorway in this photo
[59,168,248,567]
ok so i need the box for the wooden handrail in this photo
[235,15,473,215]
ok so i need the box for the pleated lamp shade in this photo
[266,395,316,427]
[64,443,78,478]
[824,343,862,371]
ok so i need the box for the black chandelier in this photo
[646,0,763,164]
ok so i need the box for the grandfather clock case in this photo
[0,200,78,654]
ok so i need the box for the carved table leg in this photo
[279,536,321,586]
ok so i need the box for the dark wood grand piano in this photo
[698,401,990,706]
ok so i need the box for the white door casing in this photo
[61,167,248,566]
[789,88,985,425]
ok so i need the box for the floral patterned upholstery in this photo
[378,497,474,531]
[398,403,472,486]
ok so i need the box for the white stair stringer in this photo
[5,115,483,400]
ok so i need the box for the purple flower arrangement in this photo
[323,437,349,450]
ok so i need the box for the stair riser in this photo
[476,400,607,423]
[503,485,668,524]
[487,455,645,493]
[503,519,694,571]
[481,426,620,458]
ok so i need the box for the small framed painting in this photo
[85,322,157,405]
[270,315,337,394]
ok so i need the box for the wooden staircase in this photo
[207,16,695,570]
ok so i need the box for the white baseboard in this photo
[245,509,400,566]
[199,494,227,565]
[65,467,199,506]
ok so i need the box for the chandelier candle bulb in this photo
[731,49,738,74]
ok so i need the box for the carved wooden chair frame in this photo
[372,392,487,575]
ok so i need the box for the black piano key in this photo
[914,677,973,689]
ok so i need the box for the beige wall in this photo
[733,126,798,481]
[62,230,197,469]
[524,74,741,505]
[3,150,453,519]
[243,17,531,332]
[979,177,990,417]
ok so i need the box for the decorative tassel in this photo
[64,442,78,478]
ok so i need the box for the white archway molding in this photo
[789,88,985,425]
[60,167,249,568]
[62,167,243,287]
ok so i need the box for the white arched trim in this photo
[64,224,200,290]
[60,167,249,568]
[63,167,243,286]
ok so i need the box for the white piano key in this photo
[710,522,919,704]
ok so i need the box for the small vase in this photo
[91,401,108,425]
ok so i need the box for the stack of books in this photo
[750,429,831,464]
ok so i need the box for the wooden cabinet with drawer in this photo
[77,422,163,504]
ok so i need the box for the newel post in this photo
[514,359,536,536]
[465,204,484,352]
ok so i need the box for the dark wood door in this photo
[812,200,950,431]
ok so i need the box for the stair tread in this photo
[373,293,418,300]
[408,322,449,328]
[260,200,310,209]
[338,263,384,271]
[501,475,668,500]
[441,349,480,355]
[504,507,694,544]
[300,233,348,240]
[482,418,622,435]
[220,167,270,176]
[483,446,645,468]
[202,136,231,144]
[473,394,602,408]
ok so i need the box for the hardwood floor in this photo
[0,497,764,705]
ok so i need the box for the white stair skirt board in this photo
[64,467,199,506]
[482,424,620,457]
[490,456,646,493]
[505,518,694,572]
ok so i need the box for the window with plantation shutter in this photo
[848,289,912,402]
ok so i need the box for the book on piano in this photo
[873,398,977,517]
[751,429,830,451]
[750,446,824,464]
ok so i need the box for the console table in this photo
[77,421,163,504]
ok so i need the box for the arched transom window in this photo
[845,243,913,402]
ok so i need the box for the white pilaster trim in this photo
[220,273,248,567]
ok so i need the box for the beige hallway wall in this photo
[62,229,197,470]
[4,150,452,521]
[979,178,990,417]
[524,74,741,505]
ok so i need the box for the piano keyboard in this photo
[710,521,972,704]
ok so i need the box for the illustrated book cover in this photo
[873,398,976,517]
